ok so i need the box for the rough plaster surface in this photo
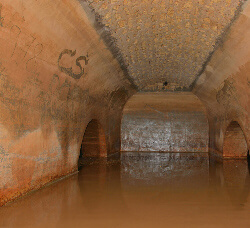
[193,1,250,157]
[121,92,209,152]
[84,0,245,89]
[0,0,135,206]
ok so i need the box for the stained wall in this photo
[193,1,250,157]
[0,0,135,206]
[121,92,209,152]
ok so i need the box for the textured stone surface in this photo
[83,0,245,89]
[121,92,209,152]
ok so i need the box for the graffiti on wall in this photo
[0,4,91,132]
[1,4,89,81]
[0,4,44,77]
[58,49,89,80]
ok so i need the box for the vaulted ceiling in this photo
[83,0,245,90]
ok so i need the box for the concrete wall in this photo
[193,1,250,157]
[0,0,135,206]
[121,92,209,152]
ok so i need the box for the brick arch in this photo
[223,121,248,158]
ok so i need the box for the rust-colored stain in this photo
[0,0,249,207]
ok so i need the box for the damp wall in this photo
[0,0,135,206]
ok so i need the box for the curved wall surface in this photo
[193,2,250,156]
[0,0,135,206]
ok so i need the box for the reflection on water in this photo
[1,152,250,228]
[121,152,209,187]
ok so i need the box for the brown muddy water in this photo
[0,152,250,228]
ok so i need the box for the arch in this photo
[121,91,209,152]
[223,121,248,158]
[79,119,107,163]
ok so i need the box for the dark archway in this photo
[223,121,248,158]
[79,120,107,167]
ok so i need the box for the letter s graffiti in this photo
[58,49,89,80]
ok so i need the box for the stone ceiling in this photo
[83,0,245,90]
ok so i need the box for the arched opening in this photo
[78,119,107,168]
[121,91,209,152]
[223,121,248,158]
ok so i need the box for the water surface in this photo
[0,152,250,228]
